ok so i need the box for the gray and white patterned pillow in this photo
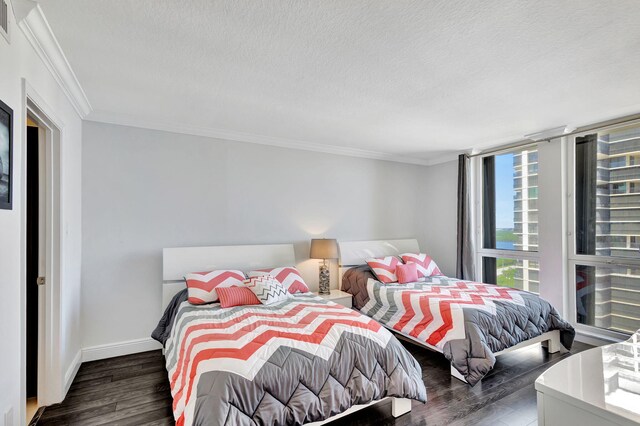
[245,275,292,305]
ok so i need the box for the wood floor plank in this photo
[78,352,163,375]
[111,363,165,382]
[68,376,112,392]
[42,387,170,419]
[138,417,175,426]
[65,370,167,399]
[68,399,173,426]
[74,364,144,383]
[115,389,173,411]
[38,403,117,425]
[37,342,594,426]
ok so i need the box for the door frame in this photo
[20,79,64,423]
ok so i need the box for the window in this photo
[610,182,627,194]
[575,265,640,334]
[571,122,640,335]
[472,116,640,340]
[483,257,540,292]
[478,147,540,293]
[0,0,8,43]
[608,156,627,168]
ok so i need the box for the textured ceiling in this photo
[38,0,640,163]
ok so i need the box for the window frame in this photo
[474,145,541,288]
[566,118,640,340]
[0,0,9,44]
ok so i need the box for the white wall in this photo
[81,121,437,350]
[416,160,459,276]
[0,2,83,424]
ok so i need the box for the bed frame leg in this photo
[391,398,411,417]
[542,330,565,354]
[546,331,562,354]
[450,364,468,383]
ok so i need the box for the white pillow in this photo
[245,275,292,305]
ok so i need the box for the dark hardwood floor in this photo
[37,340,593,426]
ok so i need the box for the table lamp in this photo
[309,239,338,295]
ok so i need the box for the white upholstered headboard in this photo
[337,239,420,285]
[338,238,420,267]
[162,244,296,310]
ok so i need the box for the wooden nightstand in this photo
[315,289,353,308]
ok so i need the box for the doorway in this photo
[21,82,66,426]
[26,115,45,424]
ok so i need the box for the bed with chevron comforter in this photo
[151,290,427,426]
[342,267,575,386]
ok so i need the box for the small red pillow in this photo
[396,262,419,284]
[217,286,260,308]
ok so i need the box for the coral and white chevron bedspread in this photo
[358,276,575,385]
[153,292,426,426]
[361,278,527,350]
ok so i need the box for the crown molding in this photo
[86,111,436,167]
[423,152,463,166]
[14,1,92,118]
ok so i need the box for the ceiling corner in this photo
[85,111,435,167]
[16,1,92,118]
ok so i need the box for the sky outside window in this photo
[495,153,515,249]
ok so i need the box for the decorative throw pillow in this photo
[396,262,419,284]
[248,267,310,294]
[400,253,443,278]
[245,275,292,305]
[217,286,261,308]
[184,270,246,304]
[366,256,400,283]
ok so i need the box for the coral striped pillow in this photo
[184,270,246,304]
[366,256,400,283]
[217,286,260,308]
[248,267,310,294]
[400,253,442,278]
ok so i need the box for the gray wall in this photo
[82,121,459,349]
[417,160,459,277]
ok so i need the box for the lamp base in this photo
[318,263,330,295]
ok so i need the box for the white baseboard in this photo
[81,337,162,362]
[63,350,82,395]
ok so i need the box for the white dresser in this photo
[535,331,640,426]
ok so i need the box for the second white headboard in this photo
[338,238,420,267]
